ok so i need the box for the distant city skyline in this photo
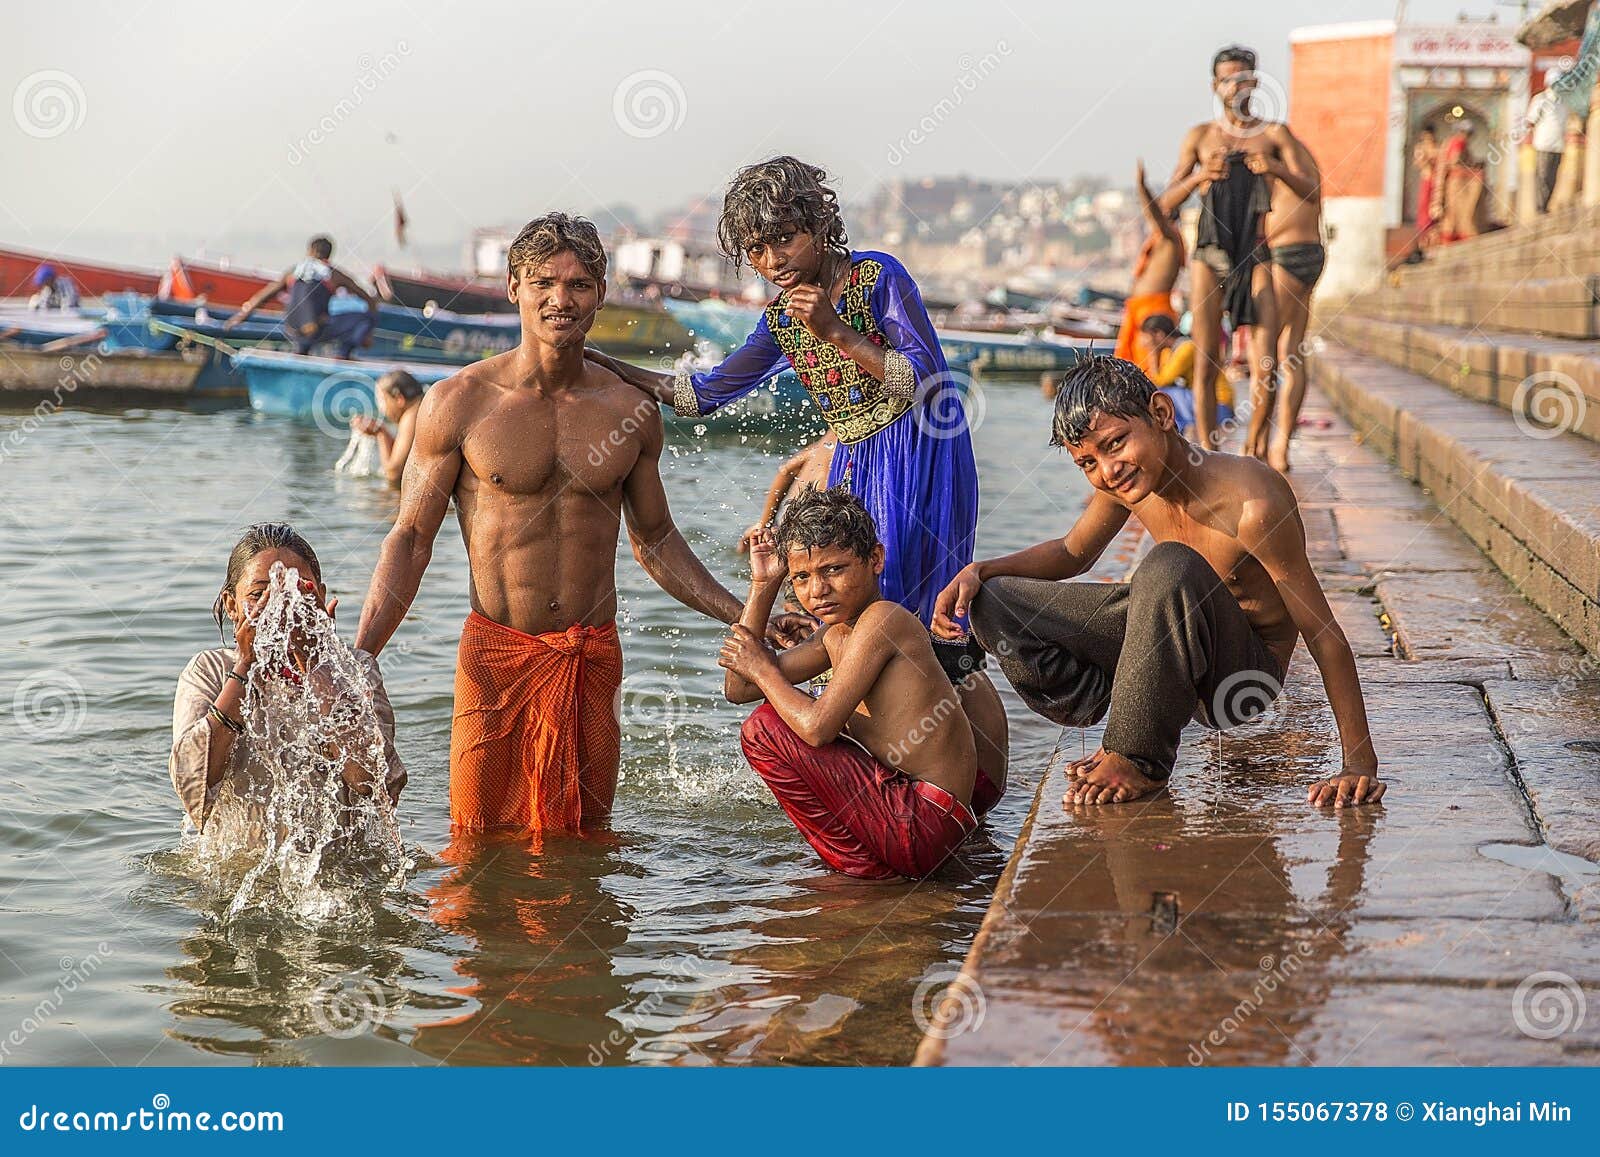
[6,0,1505,271]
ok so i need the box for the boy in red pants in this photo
[718,487,984,880]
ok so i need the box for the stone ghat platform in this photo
[914,385,1600,1066]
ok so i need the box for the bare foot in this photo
[1267,439,1291,473]
[1063,747,1165,805]
[1306,772,1386,808]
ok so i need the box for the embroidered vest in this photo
[764,258,913,444]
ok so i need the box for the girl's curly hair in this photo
[716,156,849,269]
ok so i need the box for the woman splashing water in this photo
[168,523,408,920]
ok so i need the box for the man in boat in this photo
[354,213,805,833]
[1159,45,1318,453]
[27,264,78,311]
[225,235,379,360]
[1112,161,1183,376]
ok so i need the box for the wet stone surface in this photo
[920,388,1600,1066]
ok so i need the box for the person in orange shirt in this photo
[1113,161,1184,376]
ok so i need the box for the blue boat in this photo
[232,348,453,421]
[106,295,691,369]
[232,345,818,436]
[665,298,1086,378]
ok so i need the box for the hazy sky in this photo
[6,0,1489,271]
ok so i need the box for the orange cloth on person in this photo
[1113,291,1178,373]
[449,609,623,833]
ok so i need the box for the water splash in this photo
[334,429,382,476]
[192,563,410,924]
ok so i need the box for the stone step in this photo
[1390,203,1600,289]
[1342,277,1598,339]
[1318,314,1600,446]
[916,380,1600,1066]
[1309,341,1600,656]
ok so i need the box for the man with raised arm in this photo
[1159,45,1319,453]
[355,213,800,833]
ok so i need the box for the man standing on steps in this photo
[355,213,804,834]
[1526,69,1572,215]
[1160,45,1319,455]
[1260,129,1324,474]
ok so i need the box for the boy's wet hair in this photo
[377,369,424,401]
[1140,313,1179,339]
[307,235,334,260]
[1212,44,1257,76]
[213,523,322,640]
[507,212,608,283]
[774,484,878,563]
[716,156,848,269]
[1050,355,1159,448]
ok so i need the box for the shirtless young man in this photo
[1160,45,1319,454]
[721,487,980,881]
[354,213,801,833]
[1112,160,1185,375]
[1260,136,1325,473]
[933,356,1385,810]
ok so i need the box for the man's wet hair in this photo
[1140,313,1179,339]
[307,235,334,260]
[1212,45,1257,76]
[507,212,608,283]
[1050,356,1160,448]
[716,156,849,269]
[774,484,879,563]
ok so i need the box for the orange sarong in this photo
[1113,291,1178,374]
[449,610,623,833]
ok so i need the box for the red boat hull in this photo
[0,245,159,299]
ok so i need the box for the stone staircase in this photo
[1311,209,1600,657]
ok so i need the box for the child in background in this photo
[738,433,837,554]
[352,370,425,487]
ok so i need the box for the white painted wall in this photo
[1320,196,1388,298]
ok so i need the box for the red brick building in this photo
[1290,20,1532,296]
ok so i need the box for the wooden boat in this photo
[0,306,104,346]
[373,266,512,314]
[667,298,1086,377]
[112,294,694,366]
[160,257,278,308]
[374,266,693,357]
[0,244,161,299]
[0,341,204,400]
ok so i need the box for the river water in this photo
[0,383,1124,1066]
